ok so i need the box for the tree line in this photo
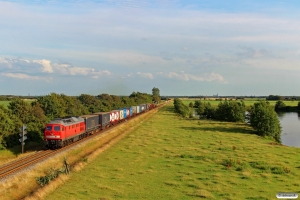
[174,99,281,143]
[274,100,300,112]
[0,89,160,150]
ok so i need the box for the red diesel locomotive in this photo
[44,116,86,149]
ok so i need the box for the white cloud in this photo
[157,71,227,83]
[0,57,111,79]
[1,73,52,82]
[137,72,153,79]
[0,57,13,68]
[33,59,53,73]
[52,63,111,78]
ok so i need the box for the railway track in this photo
[0,103,168,181]
[0,150,54,180]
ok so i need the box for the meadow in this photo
[0,99,36,108]
[0,101,11,108]
[45,103,300,200]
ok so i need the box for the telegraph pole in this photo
[19,125,27,154]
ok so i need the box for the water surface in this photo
[277,112,300,147]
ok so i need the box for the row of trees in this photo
[175,99,281,143]
[0,90,159,150]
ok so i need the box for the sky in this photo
[1,0,300,96]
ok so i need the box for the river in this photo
[277,112,300,147]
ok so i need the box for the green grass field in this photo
[46,104,300,200]
[0,99,36,108]
[0,101,11,108]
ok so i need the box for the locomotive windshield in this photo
[54,126,60,131]
[46,126,52,131]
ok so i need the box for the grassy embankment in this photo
[45,104,300,199]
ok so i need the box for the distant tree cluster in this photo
[0,91,154,150]
[193,100,246,122]
[267,95,284,100]
[0,96,9,101]
[274,100,299,112]
[215,101,246,122]
[192,100,282,143]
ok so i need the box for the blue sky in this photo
[1,0,300,96]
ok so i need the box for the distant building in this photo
[213,93,219,98]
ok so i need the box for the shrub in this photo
[250,101,282,143]
[173,99,191,118]
[215,100,246,122]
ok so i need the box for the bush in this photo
[173,99,191,118]
[203,103,216,119]
[250,101,282,143]
[215,100,245,122]
[275,100,286,111]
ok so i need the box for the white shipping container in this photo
[119,109,124,120]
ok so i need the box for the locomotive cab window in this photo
[54,126,60,131]
[46,126,52,131]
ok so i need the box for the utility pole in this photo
[19,125,27,154]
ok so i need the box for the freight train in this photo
[44,103,156,149]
